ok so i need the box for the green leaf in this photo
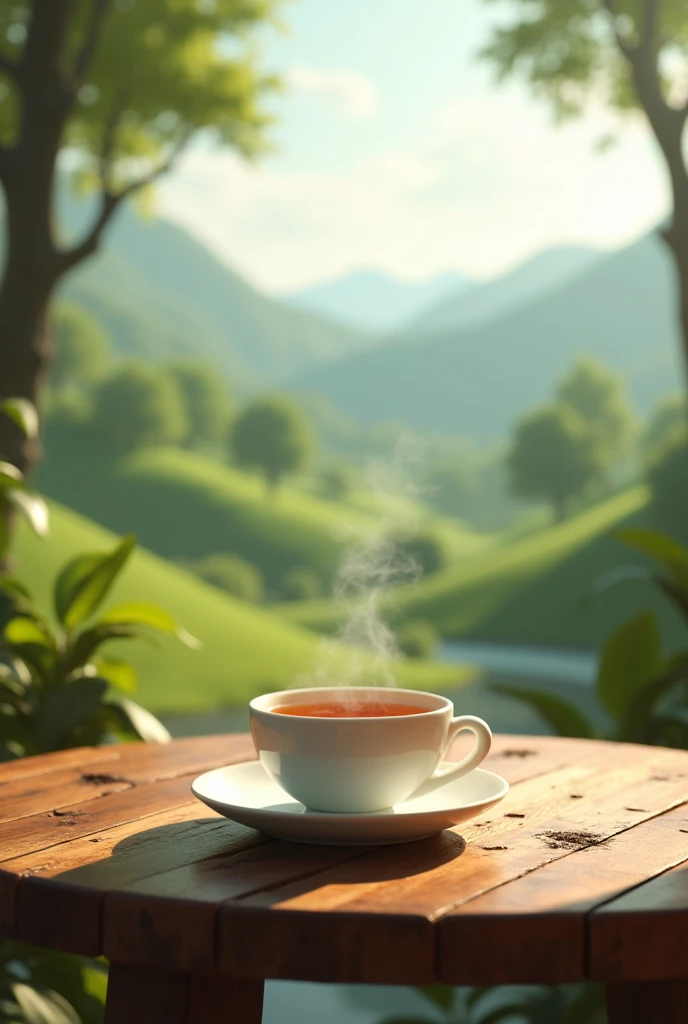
[0,398,39,440]
[10,981,81,1024]
[94,657,138,693]
[62,623,144,675]
[0,459,24,485]
[98,601,201,647]
[596,612,662,722]
[4,617,52,649]
[616,527,688,570]
[53,534,136,629]
[489,683,596,738]
[621,654,688,743]
[34,677,108,750]
[106,697,171,743]
[7,487,50,539]
[417,985,454,1013]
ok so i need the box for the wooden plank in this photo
[217,743,688,984]
[102,840,377,972]
[606,980,688,1023]
[105,963,189,1024]
[437,803,688,985]
[0,734,253,854]
[5,806,266,952]
[590,858,688,983]
[0,734,253,828]
[0,746,122,783]
[187,975,264,1024]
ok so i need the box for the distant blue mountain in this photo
[282,268,473,334]
[289,232,682,441]
[402,246,602,336]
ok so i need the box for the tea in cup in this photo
[249,686,492,813]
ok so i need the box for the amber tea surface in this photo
[272,701,430,718]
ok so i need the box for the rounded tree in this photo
[556,358,636,468]
[92,363,188,453]
[230,397,315,492]
[189,553,263,603]
[507,404,605,521]
[0,0,279,491]
[52,302,109,393]
[642,394,687,463]
[167,362,232,449]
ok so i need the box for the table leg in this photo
[105,963,264,1024]
[606,980,688,1023]
[105,963,189,1024]
[187,974,264,1023]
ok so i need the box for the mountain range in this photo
[282,269,472,333]
[60,205,368,389]
[289,231,683,441]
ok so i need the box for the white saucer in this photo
[191,761,509,845]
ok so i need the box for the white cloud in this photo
[158,91,669,292]
[285,66,379,119]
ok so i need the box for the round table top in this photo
[0,733,687,987]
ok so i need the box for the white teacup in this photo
[249,686,492,813]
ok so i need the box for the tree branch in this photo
[57,135,191,274]
[74,0,112,82]
[601,0,637,61]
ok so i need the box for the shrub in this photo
[188,553,263,603]
[394,530,448,578]
[91,363,188,453]
[646,432,688,542]
[397,620,438,659]
[280,567,321,602]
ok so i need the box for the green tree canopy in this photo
[92,363,187,453]
[167,362,232,449]
[642,393,687,462]
[507,404,605,521]
[52,302,109,392]
[0,0,280,483]
[230,396,315,491]
[479,0,688,391]
[188,553,263,603]
[556,357,636,467]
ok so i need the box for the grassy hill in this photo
[58,202,368,388]
[290,232,682,440]
[15,502,466,714]
[280,487,687,653]
[37,420,488,591]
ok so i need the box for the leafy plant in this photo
[490,528,688,748]
[380,981,605,1024]
[0,399,49,562]
[0,941,106,1024]
[0,532,198,761]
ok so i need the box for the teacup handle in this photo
[411,715,492,799]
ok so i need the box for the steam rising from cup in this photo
[298,435,425,691]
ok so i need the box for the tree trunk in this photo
[661,213,688,398]
[0,260,54,472]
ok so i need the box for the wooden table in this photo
[1,734,687,1023]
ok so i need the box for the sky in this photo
[158,0,670,294]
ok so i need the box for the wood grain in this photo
[2,734,687,996]
[590,858,688,983]
[0,746,121,782]
[438,804,688,984]
[104,963,189,1024]
[218,743,688,983]
[606,980,688,1023]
